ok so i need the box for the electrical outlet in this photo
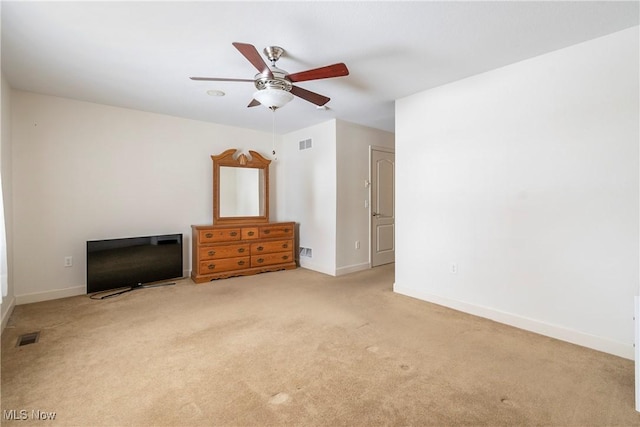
[450,262,457,274]
[355,240,360,249]
[64,256,73,267]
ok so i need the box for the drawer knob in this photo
[263,229,271,234]
[238,260,245,266]
[207,250,216,256]
[230,231,238,237]
[282,255,289,260]
[257,258,264,264]
[207,264,216,270]
[238,248,245,253]
[256,246,264,251]
[248,231,255,236]
[282,243,288,249]
[285,229,290,232]
[205,233,213,238]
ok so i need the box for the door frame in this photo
[369,145,396,267]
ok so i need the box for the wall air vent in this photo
[299,138,312,150]
[299,247,313,258]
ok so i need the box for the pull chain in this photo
[271,107,277,160]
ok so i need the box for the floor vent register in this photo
[16,331,40,347]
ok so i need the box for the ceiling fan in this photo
[190,42,349,110]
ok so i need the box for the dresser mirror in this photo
[212,149,270,224]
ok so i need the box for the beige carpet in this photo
[1,264,638,426]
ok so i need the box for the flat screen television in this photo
[87,233,183,295]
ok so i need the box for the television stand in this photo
[91,281,176,300]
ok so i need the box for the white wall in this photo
[277,120,337,275]
[1,72,15,329]
[276,119,394,277]
[11,91,274,303]
[336,120,394,275]
[395,26,639,359]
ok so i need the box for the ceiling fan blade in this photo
[290,85,330,106]
[190,77,254,82]
[287,63,349,83]
[232,42,273,78]
[247,99,261,107]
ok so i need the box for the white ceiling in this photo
[2,1,638,134]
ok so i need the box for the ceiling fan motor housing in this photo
[254,66,292,92]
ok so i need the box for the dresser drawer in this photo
[251,239,293,255]
[259,224,294,239]
[242,227,260,240]
[251,251,293,267]
[199,256,250,273]
[199,228,241,243]
[199,243,249,261]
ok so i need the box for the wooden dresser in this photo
[191,222,296,283]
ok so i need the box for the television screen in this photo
[87,234,183,294]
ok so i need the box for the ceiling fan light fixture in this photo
[253,88,294,110]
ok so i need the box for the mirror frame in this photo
[212,148,271,225]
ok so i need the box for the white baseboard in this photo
[336,262,370,276]
[1,295,16,333]
[635,296,639,411]
[300,261,370,277]
[394,284,633,360]
[16,286,85,305]
[299,260,336,276]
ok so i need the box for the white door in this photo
[371,147,395,267]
